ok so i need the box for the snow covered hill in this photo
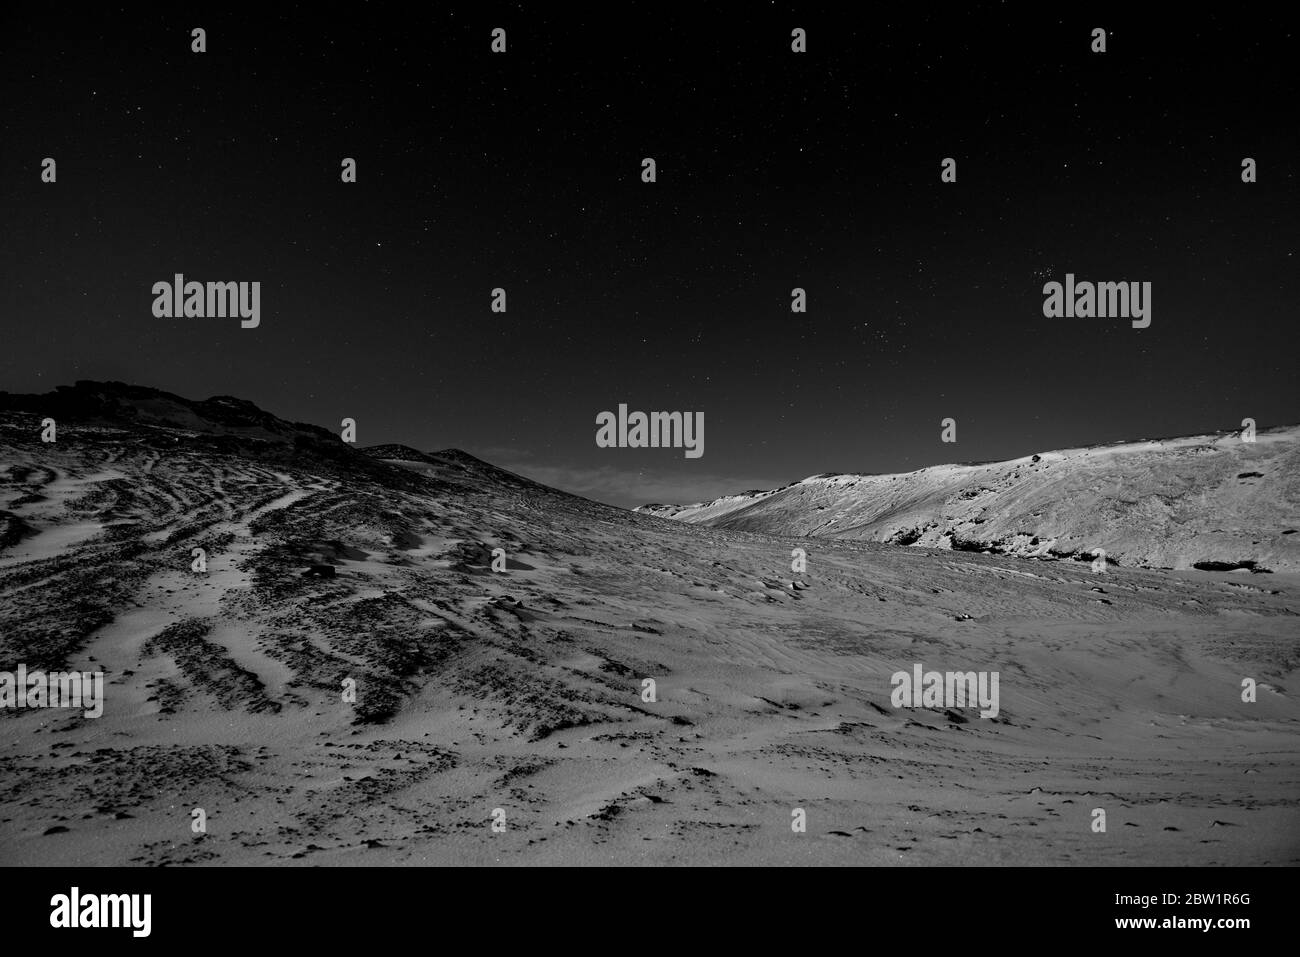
[2,384,1297,866]
[639,428,1300,573]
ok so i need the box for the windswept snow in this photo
[2,385,1297,865]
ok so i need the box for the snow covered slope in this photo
[639,428,1300,573]
[3,385,1297,866]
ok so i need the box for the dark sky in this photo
[2,4,1296,507]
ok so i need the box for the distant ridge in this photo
[0,381,613,509]
[0,381,425,489]
[0,380,346,449]
[637,427,1300,573]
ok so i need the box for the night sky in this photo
[2,5,1296,507]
